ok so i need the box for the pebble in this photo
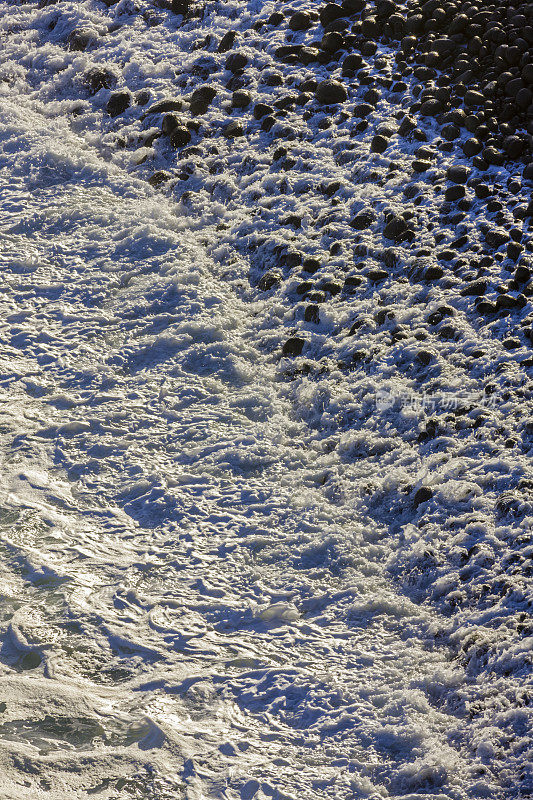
[106,91,131,117]
[170,127,191,147]
[282,337,305,357]
[223,120,244,138]
[316,80,348,105]
[289,11,312,31]
[225,53,248,73]
[232,90,251,109]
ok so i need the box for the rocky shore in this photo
[1,0,532,796]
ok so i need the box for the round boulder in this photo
[316,80,348,105]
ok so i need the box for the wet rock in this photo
[515,265,531,283]
[148,170,172,187]
[289,11,312,31]
[442,124,460,141]
[474,183,491,199]
[412,159,431,173]
[146,98,183,115]
[282,337,305,357]
[464,90,484,107]
[350,210,376,230]
[342,54,363,74]
[225,53,248,73]
[232,90,251,109]
[445,185,466,202]
[267,11,285,26]
[414,487,433,506]
[497,294,520,310]
[218,30,237,53]
[300,47,320,65]
[507,242,524,261]
[462,138,482,157]
[304,305,320,324]
[223,120,244,138]
[253,103,274,120]
[368,269,388,282]
[171,0,189,13]
[190,86,217,115]
[321,31,344,53]
[485,229,510,249]
[68,28,97,51]
[482,147,505,166]
[135,89,150,106]
[161,113,180,135]
[258,271,281,291]
[383,214,414,242]
[320,3,346,26]
[461,280,487,297]
[170,126,191,147]
[446,165,470,184]
[316,80,348,105]
[106,91,131,117]
[398,115,416,136]
[84,67,116,94]
[371,134,389,153]
[302,258,321,273]
[353,103,374,118]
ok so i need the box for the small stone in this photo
[289,10,312,31]
[304,305,320,323]
[282,337,305,357]
[148,170,171,187]
[190,86,217,115]
[496,294,520,310]
[258,271,281,291]
[68,28,97,51]
[485,229,510,249]
[412,159,431,173]
[383,215,413,242]
[462,138,482,157]
[84,67,116,94]
[225,53,248,73]
[232,90,251,108]
[342,53,363,74]
[161,113,180,134]
[321,32,344,53]
[223,120,244,138]
[371,134,389,153]
[464,90,484,107]
[503,338,521,350]
[515,265,531,283]
[350,211,375,230]
[442,124,460,141]
[135,90,150,106]
[253,103,274,120]
[461,280,487,296]
[367,269,388,282]
[106,91,131,117]
[482,147,505,166]
[445,185,466,201]
[474,183,490,199]
[398,115,416,136]
[218,30,237,52]
[316,79,348,105]
[169,127,191,148]
[171,0,189,13]
[320,3,345,26]
[446,165,470,184]
[414,487,433,506]
[507,242,523,261]
[425,266,443,280]
[146,98,183,115]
